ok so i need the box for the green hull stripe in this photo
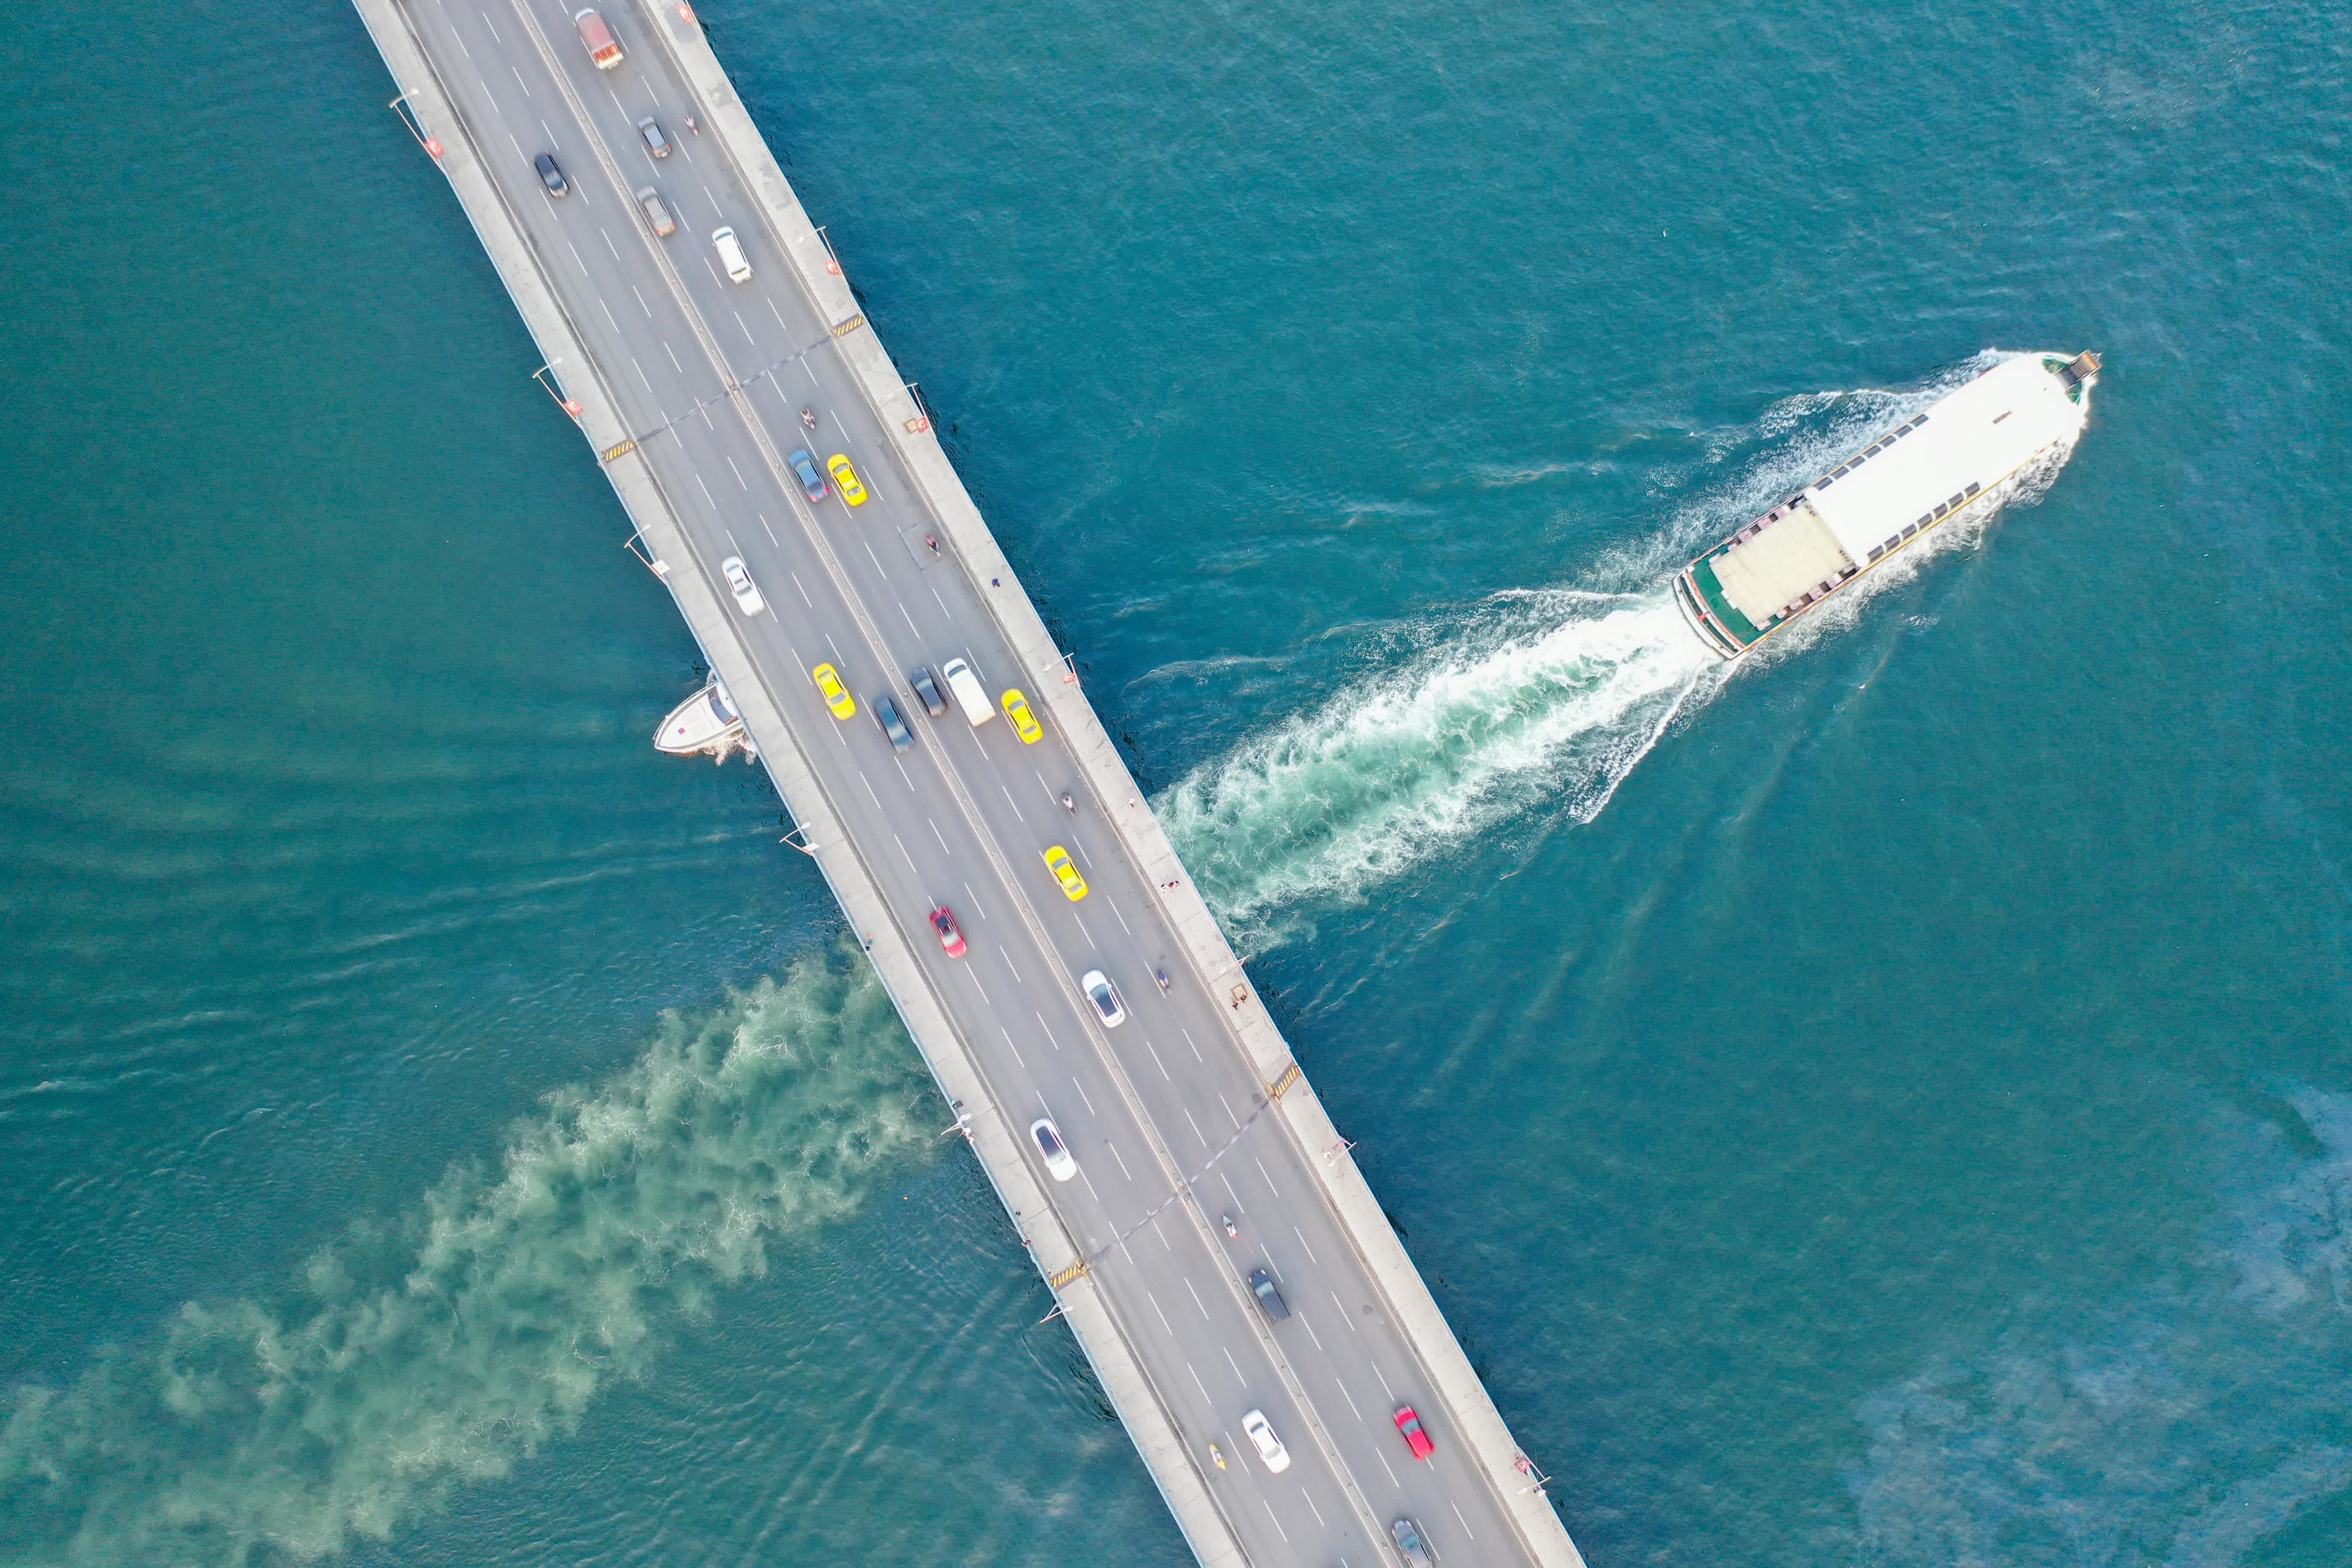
[1691,558,1761,644]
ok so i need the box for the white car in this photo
[1080,970,1127,1029]
[719,556,764,616]
[1030,1116,1076,1182]
[1241,1409,1289,1473]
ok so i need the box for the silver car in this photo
[634,186,676,238]
[1080,969,1126,1029]
[637,116,671,158]
[719,556,764,616]
[1391,1518,1434,1568]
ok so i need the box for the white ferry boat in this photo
[654,677,755,763]
[1673,351,2100,661]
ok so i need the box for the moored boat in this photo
[1674,351,2099,661]
[654,677,755,764]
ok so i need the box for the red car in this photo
[1393,1405,1434,1461]
[930,906,966,958]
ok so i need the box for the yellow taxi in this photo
[827,454,867,506]
[1043,845,1087,901]
[1000,688,1042,744]
[811,663,855,720]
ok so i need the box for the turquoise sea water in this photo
[2,0,2347,1564]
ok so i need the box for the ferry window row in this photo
[1865,481,1983,562]
[1817,413,1929,490]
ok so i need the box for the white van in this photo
[711,226,752,283]
[940,658,994,726]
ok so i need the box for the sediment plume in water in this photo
[0,943,932,1567]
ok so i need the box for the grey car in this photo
[637,116,671,158]
[873,695,913,751]
[634,186,677,238]
[1245,1267,1289,1322]
[1392,1518,1434,1568]
[909,668,946,718]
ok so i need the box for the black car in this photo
[873,695,913,751]
[533,153,568,198]
[1246,1267,1290,1322]
[908,668,947,718]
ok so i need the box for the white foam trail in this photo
[0,943,931,1566]
[1162,351,2084,939]
[1160,589,1715,939]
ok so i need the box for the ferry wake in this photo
[1674,351,2100,661]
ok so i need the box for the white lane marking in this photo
[767,298,789,331]
[892,754,913,790]
[1148,1292,1173,1336]
[1183,1108,1209,1148]
[1292,1226,1320,1266]
[663,340,683,372]
[1254,1157,1276,1190]
[699,405,716,429]
[897,600,921,640]
[1078,1166,1104,1205]
[1188,1362,1211,1405]
[540,119,559,152]
[1105,1141,1133,1182]
[599,297,620,333]
[1303,1314,1328,1356]
[1258,1500,1289,1544]
[567,239,588,273]
[727,455,749,489]
[506,132,523,166]
[600,227,619,260]
[999,1027,1026,1069]
[1000,784,1026,823]
[1301,1490,1326,1530]
[703,181,720,209]
[733,309,756,346]
[1372,1362,1395,1400]
[960,881,990,921]
[1144,1039,1172,1082]
[695,474,715,505]
[1001,952,1022,984]
[1452,1502,1476,1541]
[1335,1292,1359,1334]
[892,833,918,876]
[1072,1078,1096,1116]
[1183,1279,1210,1320]
[802,359,820,387]
[510,65,531,99]
[1182,1026,1203,1063]
[864,539,886,573]
[860,773,882,811]
[1216,1090,1238,1128]
[1103,897,1133,936]
[1222,1347,1245,1387]
[1375,1448,1397,1487]
[928,818,951,854]
[760,513,778,547]
[479,12,499,43]
[631,357,655,395]
[1220,1173,1244,1212]
[931,584,952,619]
[1035,1011,1062,1052]
[632,284,654,318]
[965,968,992,1007]
[1156,1222,1173,1253]
[454,27,472,58]
[790,571,813,606]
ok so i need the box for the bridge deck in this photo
[349,4,1586,1563]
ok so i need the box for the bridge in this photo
[350,4,1589,1564]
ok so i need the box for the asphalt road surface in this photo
[391,4,1544,1562]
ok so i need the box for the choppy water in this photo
[1,0,2346,1565]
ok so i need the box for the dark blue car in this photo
[787,448,828,503]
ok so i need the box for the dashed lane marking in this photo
[1293,1225,1320,1266]
[1184,1278,1211,1320]
[694,473,715,505]
[600,227,619,260]
[1376,1449,1397,1488]
[892,833,917,876]
[1144,1039,1172,1082]
[1182,1027,1204,1063]
[1188,1362,1212,1405]
[510,64,530,98]
[727,454,748,489]
[928,818,951,854]
[1222,1346,1245,1387]
[1105,1140,1133,1182]
[1104,896,1133,936]
[1184,1108,1210,1148]
[1301,1491,1327,1530]
[1148,1292,1173,1335]
[790,571,812,606]
[1452,1502,1475,1541]
[760,513,778,547]
[1259,1499,1289,1544]
[999,1027,1026,1070]
[961,881,989,921]
[1072,1078,1096,1116]
[633,284,654,318]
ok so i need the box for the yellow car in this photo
[827,454,867,506]
[811,663,855,720]
[1001,688,1042,744]
[1043,845,1087,901]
